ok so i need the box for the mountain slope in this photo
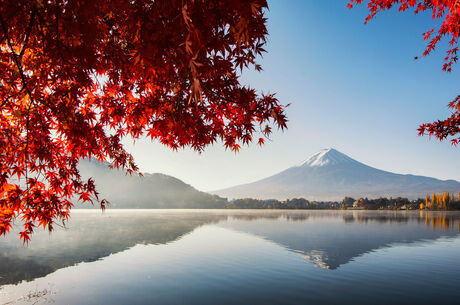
[76,160,226,208]
[212,148,460,200]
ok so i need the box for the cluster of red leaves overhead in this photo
[0,0,287,242]
[348,0,460,145]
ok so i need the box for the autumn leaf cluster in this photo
[349,0,460,145]
[0,0,287,242]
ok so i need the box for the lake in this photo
[1,210,460,304]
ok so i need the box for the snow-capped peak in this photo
[296,148,356,167]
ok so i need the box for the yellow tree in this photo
[436,194,442,208]
[432,193,437,208]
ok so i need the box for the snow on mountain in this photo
[296,148,359,167]
[212,148,460,201]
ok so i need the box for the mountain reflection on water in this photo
[220,211,460,269]
[1,210,460,286]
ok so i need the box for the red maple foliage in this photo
[0,0,287,242]
[348,0,460,145]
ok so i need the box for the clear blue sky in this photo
[123,0,460,191]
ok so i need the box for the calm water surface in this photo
[1,210,460,304]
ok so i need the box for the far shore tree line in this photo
[225,191,460,210]
[421,192,460,210]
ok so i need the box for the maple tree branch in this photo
[0,10,58,123]
[55,0,60,42]
[34,9,48,54]
[18,9,36,59]
[53,0,72,67]
[176,70,190,101]
[200,81,241,106]
[171,69,190,122]
[24,100,34,206]
[0,15,36,106]
[91,71,104,92]
[201,82,275,141]
[0,87,24,108]
[34,9,68,72]
[52,220,67,230]
[258,125,273,142]
[0,12,37,206]
[0,9,35,109]
[0,3,28,45]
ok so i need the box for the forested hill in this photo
[75,160,226,209]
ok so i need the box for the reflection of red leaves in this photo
[349,0,460,145]
[0,0,288,241]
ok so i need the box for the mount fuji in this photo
[212,148,460,201]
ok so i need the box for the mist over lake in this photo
[1,210,460,305]
[3,0,460,305]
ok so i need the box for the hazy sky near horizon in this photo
[122,0,460,192]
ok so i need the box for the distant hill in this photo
[76,160,226,209]
[212,148,460,201]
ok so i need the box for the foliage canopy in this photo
[0,0,287,241]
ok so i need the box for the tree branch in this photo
[19,9,36,59]
[0,12,36,206]
[0,87,24,108]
